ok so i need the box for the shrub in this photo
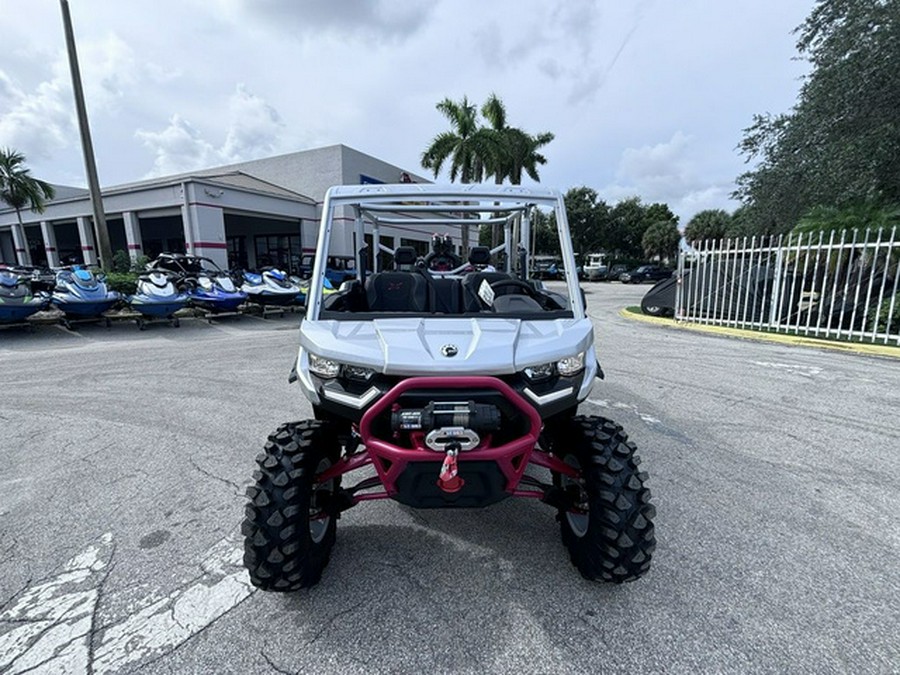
[869,291,900,335]
[104,271,138,296]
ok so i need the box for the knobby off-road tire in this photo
[242,420,341,591]
[553,415,656,583]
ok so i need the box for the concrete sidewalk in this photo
[620,307,900,360]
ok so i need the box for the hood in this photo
[300,317,594,376]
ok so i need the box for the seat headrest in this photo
[468,246,492,266]
[393,247,418,267]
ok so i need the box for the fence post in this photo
[769,236,784,330]
[675,246,685,321]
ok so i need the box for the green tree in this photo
[533,208,560,256]
[642,220,681,262]
[0,148,55,238]
[724,206,755,239]
[735,0,900,234]
[562,187,607,258]
[684,208,730,243]
[608,197,649,260]
[792,202,900,237]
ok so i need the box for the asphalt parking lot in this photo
[1,283,898,674]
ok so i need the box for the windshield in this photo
[306,184,582,321]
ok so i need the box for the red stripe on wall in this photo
[81,246,95,251]
[193,241,228,249]
[127,244,142,250]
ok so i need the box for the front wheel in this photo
[242,420,341,590]
[552,416,656,582]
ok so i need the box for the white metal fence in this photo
[675,227,900,345]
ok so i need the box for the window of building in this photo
[227,236,248,270]
[254,234,302,275]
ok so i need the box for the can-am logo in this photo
[440,344,458,357]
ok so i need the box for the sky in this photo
[0,0,815,226]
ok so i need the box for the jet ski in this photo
[0,267,50,324]
[149,253,247,314]
[295,276,338,307]
[51,267,120,327]
[240,267,302,306]
[127,269,190,328]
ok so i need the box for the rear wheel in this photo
[242,420,341,590]
[551,415,656,582]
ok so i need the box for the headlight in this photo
[557,352,585,377]
[309,353,341,379]
[523,362,555,383]
[343,364,375,381]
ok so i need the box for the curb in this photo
[618,308,900,360]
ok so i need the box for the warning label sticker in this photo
[478,279,495,306]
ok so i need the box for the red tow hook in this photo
[437,444,464,493]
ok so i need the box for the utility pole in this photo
[60,0,112,269]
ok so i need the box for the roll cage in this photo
[304,184,583,321]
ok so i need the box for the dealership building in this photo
[0,144,429,274]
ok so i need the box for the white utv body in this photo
[243,183,655,590]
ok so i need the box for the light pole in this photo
[60,0,113,269]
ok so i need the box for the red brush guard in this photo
[317,376,578,506]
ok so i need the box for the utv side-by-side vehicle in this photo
[242,184,656,590]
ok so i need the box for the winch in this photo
[390,401,501,451]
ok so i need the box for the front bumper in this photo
[296,345,598,422]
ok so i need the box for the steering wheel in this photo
[489,279,541,299]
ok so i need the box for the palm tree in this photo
[479,93,555,186]
[479,93,509,185]
[505,129,554,185]
[479,94,555,244]
[421,96,497,184]
[0,148,55,263]
[421,97,499,250]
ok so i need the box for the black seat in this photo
[468,246,492,267]
[393,246,418,268]
[429,277,463,314]
[365,272,427,312]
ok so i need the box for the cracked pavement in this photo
[1,287,898,673]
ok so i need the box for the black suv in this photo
[619,265,673,284]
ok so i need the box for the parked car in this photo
[619,265,673,284]
[297,254,357,286]
[531,256,563,280]
[608,264,628,280]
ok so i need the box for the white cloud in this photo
[1,0,814,210]
[136,114,220,177]
[221,85,285,163]
[0,63,74,161]
[136,85,288,177]
[602,131,739,225]
[216,0,435,44]
[0,33,179,168]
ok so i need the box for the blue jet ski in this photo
[127,270,190,328]
[150,253,247,314]
[51,267,120,327]
[240,267,302,306]
[0,267,50,324]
